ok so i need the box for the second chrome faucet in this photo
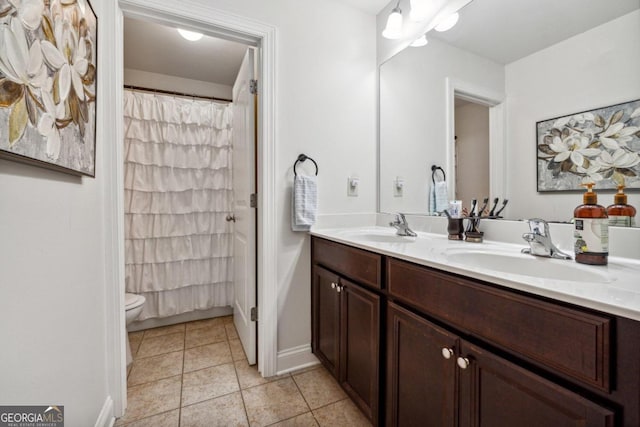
[521,218,572,259]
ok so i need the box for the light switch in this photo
[394,178,404,197]
[347,177,359,197]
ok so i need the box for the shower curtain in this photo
[123,90,234,320]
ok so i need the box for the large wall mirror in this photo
[379,0,640,226]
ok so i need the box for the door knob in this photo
[336,285,342,293]
[226,214,236,222]
[441,348,454,360]
[331,282,337,289]
[457,357,470,369]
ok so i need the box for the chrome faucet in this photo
[390,213,417,237]
[521,218,571,259]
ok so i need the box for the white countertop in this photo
[311,226,640,321]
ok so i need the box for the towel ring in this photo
[294,154,319,177]
[431,165,446,184]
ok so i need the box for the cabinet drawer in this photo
[312,237,382,289]
[387,257,611,392]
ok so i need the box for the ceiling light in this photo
[410,34,428,47]
[382,3,403,40]
[435,12,459,32]
[177,28,204,42]
[409,0,427,22]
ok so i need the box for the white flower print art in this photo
[0,0,97,176]
[537,99,640,191]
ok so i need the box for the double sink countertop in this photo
[311,226,640,321]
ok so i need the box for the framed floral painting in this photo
[536,99,640,192]
[0,0,97,177]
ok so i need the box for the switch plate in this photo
[347,177,359,197]
[394,178,404,197]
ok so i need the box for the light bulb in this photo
[410,35,428,47]
[435,12,459,32]
[177,28,204,41]
[382,7,403,40]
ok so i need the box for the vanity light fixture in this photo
[177,28,204,41]
[409,0,427,22]
[410,34,428,47]
[382,1,403,39]
[435,12,459,32]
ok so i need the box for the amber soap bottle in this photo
[607,185,636,227]
[573,183,608,265]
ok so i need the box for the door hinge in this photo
[250,193,257,208]
[250,79,258,95]
[250,306,258,322]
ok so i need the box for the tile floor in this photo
[118,316,372,427]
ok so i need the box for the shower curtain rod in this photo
[124,84,232,103]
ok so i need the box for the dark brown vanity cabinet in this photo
[312,237,640,426]
[457,340,614,427]
[311,238,382,425]
[386,302,615,427]
[386,302,458,427]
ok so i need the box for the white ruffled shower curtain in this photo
[123,90,234,320]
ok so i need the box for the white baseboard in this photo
[94,396,115,427]
[275,344,319,375]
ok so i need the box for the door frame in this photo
[106,0,278,416]
[445,77,506,203]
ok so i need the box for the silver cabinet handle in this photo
[457,357,470,369]
[441,348,454,360]
[331,282,337,289]
[336,285,342,293]
[226,214,236,222]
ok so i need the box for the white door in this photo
[231,48,257,365]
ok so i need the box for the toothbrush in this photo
[488,198,499,217]
[495,199,509,217]
[466,199,477,232]
[469,199,477,217]
[478,197,489,217]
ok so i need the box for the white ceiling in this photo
[124,0,639,85]
[123,18,248,86]
[430,0,640,64]
[336,0,389,15]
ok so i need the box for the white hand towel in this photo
[292,174,318,231]
[433,181,449,214]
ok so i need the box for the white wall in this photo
[379,38,503,213]
[505,10,640,221]
[0,0,113,424]
[124,68,233,100]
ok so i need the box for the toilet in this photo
[125,293,146,365]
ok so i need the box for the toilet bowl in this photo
[125,293,145,365]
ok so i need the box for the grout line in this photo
[178,327,186,427]
[235,357,252,425]
[290,372,313,413]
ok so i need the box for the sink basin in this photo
[447,249,613,283]
[332,227,417,244]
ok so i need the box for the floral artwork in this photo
[537,99,640,192]
[0,0,97,176]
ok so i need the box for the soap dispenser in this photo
[573,183,608,265]
[607,185,636,227]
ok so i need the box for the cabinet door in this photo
[312,265,341,378]
[387,302,458,427]
[458,340,615,427]
[340,277,380,425]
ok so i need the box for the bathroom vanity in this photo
[310,228,640,427]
